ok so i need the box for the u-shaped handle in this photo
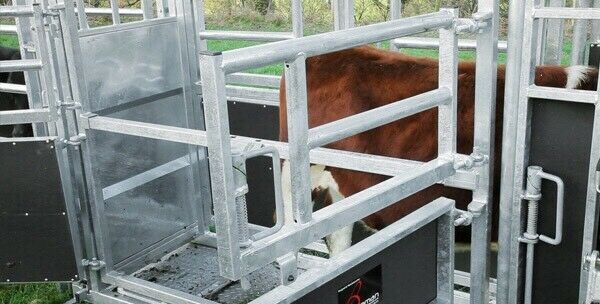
[537,171,565,246]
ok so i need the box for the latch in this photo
[584,251,600,303]
[456,11,493,34]
[518,166,565,245]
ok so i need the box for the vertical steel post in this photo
[437,209,456,304]
[578,63,600,304]
[199,52,242,279]
[284,54,312,224]
[437,8,458,159]
[389,0,402,51]
[571,0,591,65]
[496,0,526,303]
[141,0,153,19]
[470,0,499,303]
[593,0,600,42]
[109,0,120,24]
[333,0,354,30]
[291,0,303,38]
[542,0,565,64]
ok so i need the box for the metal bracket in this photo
[275,253,298,286]
[81,258,105,272]
[584,251,600,303]
[453,209,473,226]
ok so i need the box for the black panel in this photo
[589,42,600,68]
[228,101,279,227]
[0,140,77,282]
[295,221,437,304]
[529,100,594,304]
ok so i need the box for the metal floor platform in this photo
[134,243,307,304]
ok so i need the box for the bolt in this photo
[287,275,295,282]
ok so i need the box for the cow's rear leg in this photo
[281,161,351,257]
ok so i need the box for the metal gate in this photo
[497,1,600,304]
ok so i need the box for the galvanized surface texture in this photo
[134,243,297,304]
[529,100,594,304]
[0,140,77,282]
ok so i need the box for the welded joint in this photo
[453,149,488,171]
[457,11,493,34]
[78,112,97,130]
[453,209,473,226]
[467,199,486,217]
[81,258,105,272]
[276,253,298,286]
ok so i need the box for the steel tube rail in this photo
[0,25,17,34]
[221,10,454,73]
[0,82,27,94]
[527,86,598,104]
[0,109,50,125]
[79,7,143,17]
[226,73,281,88]
[0,5,33,17]
[253,198,455,304]
[533,7,600,19]
[392,36,508,52]
[308,88,450,148]
[0,59,42,72]
[199,30,294,42]
[242,158,455,273]
[85,115,478,190]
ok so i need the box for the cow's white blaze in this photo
[565,65,593,89]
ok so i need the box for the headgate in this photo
[0,0,514,303]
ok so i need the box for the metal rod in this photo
[290,0,303,37]
[109,0,120,24]
[242,159,456,274]
[140,0,153,19]
[252,198,455,303]
[534,6,600,19]
[226,73,281,88]
[80,7,143,17]
[199,30,294,42]
[0,24,17,34]
[85,115,478,190]
[198,52,242,280]
[221,11,454,73]
[527,86,598,104]
[284,54,312,224]
[0,59,42,72]
[0,82,27,94]
[0,5,33,17]
[0,109,51,125]
[307,88,450,148]
[437,8,458,159]
[389,0,402,51]
[392,36,508,52]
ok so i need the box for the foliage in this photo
[0,284,71,304]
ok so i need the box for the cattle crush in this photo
[1,0,600,304]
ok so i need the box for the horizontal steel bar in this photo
[0,82,27,94]
[104,272,213,304]
[226,73,281,88]
[86,115,477,189]
[0,5,34,17]
[226,85,279,103]
[242,161,454,272]
[199,30,294,42]
[228,96,279,107]
[0,59,42,72]
[253,197,454,303]
[102,156,190,200]
[533,7,600,20]
[308,88,450,148]
[527,85,598,104]
[0,108,50,125]
[392,36,508,52]
[221,11,454,73]
[78,7,143,17]
[0,25,17,34]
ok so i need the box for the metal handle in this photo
[537,171,565,245]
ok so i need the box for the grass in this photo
[0,284,71,304]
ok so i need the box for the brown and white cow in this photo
[279,45,599,255]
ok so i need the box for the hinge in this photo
[453,209,473,226]
[453,147,489,170]
[81,258,105,272]
[456,11,493,34]
[62,133,87,146]
[585,251,600,303]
